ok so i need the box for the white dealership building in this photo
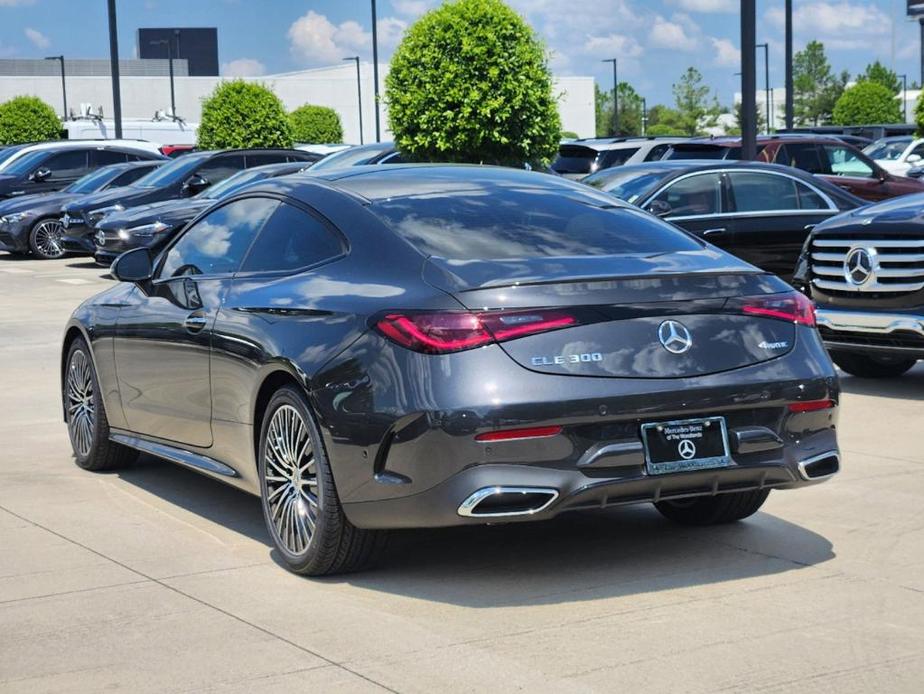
[0,59,595,144]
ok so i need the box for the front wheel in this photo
[831,352,916,379]
[655,489,770,526]
[258,386,387,576]
[29,218,66,259]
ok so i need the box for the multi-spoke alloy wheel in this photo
[66,349,95,458]
[264,404,319,555]
[257,386,387,576]
[30,219,66,259]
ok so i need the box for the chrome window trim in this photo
[649,167,839,222]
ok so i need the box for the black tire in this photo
[28,217,66,259]
[257,385,387,576]
[64,338,137,471]
[831,352,916,379]
[655,489,770,526]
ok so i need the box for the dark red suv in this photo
[665,136,924,202]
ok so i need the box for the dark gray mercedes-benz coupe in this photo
[61,165,840,575]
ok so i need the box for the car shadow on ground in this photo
[118,453,834,607]
[0,252,32,260]
[65,259,102,270]
[838,364,924,401]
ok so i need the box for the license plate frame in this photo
[640,416,733,475]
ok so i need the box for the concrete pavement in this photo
[1,255,922,693]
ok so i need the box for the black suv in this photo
[796,193,924,377]
[60,148,317,254]
[0,144,164,201]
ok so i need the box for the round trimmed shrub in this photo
[0,96,61,144]
[197,80,293,149]
[385,0,561,166]
[833,81,901,126]
[289,105,344,144]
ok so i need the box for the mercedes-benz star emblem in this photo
[678,439,697,460]
[658,320,693,354]
[844,247,874,286]
[95,230,106,246]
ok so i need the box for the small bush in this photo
[0,96,61,144]
[385,0,561,166]
[833,81,901,126]
[289,105,344,144]
[197,80,292,149]
[560,130,579,140]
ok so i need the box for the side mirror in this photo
[182,173,209,195]
[30,167,51,182]
[646,200,673,218]
[907,154,922,164]
[111,248,153,283]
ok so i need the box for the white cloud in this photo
[24,27,49,49]
[391,0,433,17]
[766,2,889,49]
[671,0,736,12]
[376,16,408,52]
[222,58,265,77]
[710,37,739,67]
[650,15,699,52]
[287,10,370,65]
[584,34,643,59]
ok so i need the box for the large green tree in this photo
[671,67,720,136]
[858,60,901,94]
[727,101,766,136]
[385,0,560,166]
[833,81,902,125]
[793,41,848,125]
[197,81,293,149]
[596,82,643,136]
[645,104,685,135]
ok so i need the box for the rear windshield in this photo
[372,189,702,260]
[551,146,598,174]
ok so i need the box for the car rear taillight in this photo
[474,425,563,442]
[788,399,835,413]
[374,309,578,354]
[732,292,816,327]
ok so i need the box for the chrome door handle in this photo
[703,228,727,237]
[184,311,208,333]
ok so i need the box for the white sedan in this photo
[864,136,924,176]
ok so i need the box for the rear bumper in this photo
[816,307,924,358]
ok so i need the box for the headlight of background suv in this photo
[119,221,169,239]
[86,204,125,227]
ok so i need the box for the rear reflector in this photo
[475,425,563,442]
[375,309,578,354]
[735,292,816,327]
[788,399,835,413]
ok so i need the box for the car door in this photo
[723,170,838,281]
[113,196,279,447]
[89,149,129,174]
[194,153,247,190]
[27,149,90,193]
[644,171,736,253]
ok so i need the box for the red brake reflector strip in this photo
[475,425,563,442]
[788,399,835,413]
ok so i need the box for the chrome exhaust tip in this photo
[797,450,840,481]
[457,486,559,518]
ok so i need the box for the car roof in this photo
[562,137,687,152]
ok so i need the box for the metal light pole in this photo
[899,73,908,122]
[371,0,381,142]
[107,0,122,138]
[149,37,176,119]
[44,55,67,120]
[740,0,757,160]
[785,0,793,129]
[642,96,647,136]
[602,58,618,136]
[757,43,770,133]
[344,56,363,145]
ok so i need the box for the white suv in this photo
[863,136,924,176]
[551,137,687,179]
[0,139,163,172]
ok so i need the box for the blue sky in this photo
[0,0,919,107]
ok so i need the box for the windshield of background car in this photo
[197,169,265,200]
[132,153,209,188]
[864,138,912,161]
[372,188,702,260]
[310,145,394,171]
[583,169,671,203]
[551,145,598,174]
[65,167,121,194]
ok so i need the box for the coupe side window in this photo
[822,145,873,178]
[651,173,722,217]
[240,202,344,273]
[41,150,89,180]
[195,154,247,186]
[158,197,278,279]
